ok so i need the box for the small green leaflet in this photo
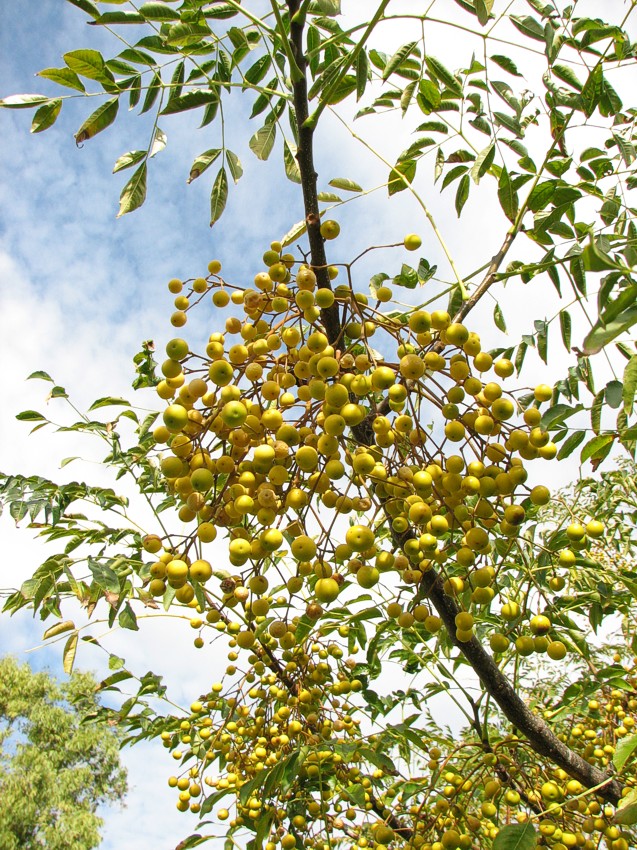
[188,148,221,184]
[0,94,49,109]
[614,732,637,773]
[249,123,276,161]
[557,429,586,460]
[43,620,76,640]
[88,396,131,411]
[117,162,147,217]
[622,355,637,415]
[475,0,494,26]
[614,788,637,825]
[455,174,470,216]
[492,822,537,850]
[490,54,522,76]
[498,165,518,221]
[63,49,108,81]
[393,264,418,289]
[559,309,572,351]
[388,159,416,195]
[493,303,506,332]
[75,98,119,144]
[31,100,62,133]
[113,150,147,174]
[16,410,46,422]
[63,632,79,674]
[138,2,180,20]
[37,67,85,92]
[383,42,418,82]
[315,0,341,16]
[89,560,120,594]
[281,219,307,247]
[27,371,54,382]
[283,141,301,183]
[210,167,229,226]
[580,433,614,464]
[329,177,363,192]
[118,603,139,631]
[226,150,243,184]
[471,142,495,183]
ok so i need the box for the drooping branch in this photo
[280,0,624,808]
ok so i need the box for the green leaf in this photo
[541,403,580,430]
[117,162,147,217]
[27,371,54,382]
[383,42,418,82]
[89,397,131,411]
[622,356,637,415]
[317,192,342,202]
[388,159,416,196]
[63,632,79,674]
[583,305,637,355]
[161,90,220,116]
[355,49,369,100]
[63,49,108,81]
[490,55,522,76]
[281,219,307,247]
[16,411,46,422]
[614,788,637,825]
[393,264,418,289]
[559,309,572,351]
[493,303,506,332]
[614,733,637,773]
[38,67,86,92]
[283,141,301,183]
[590,389,604,434]
[492,822,538,850]
[75,98,119,143]
[498,165,518,222]
[138,2,180,20]
[455,173,470,216]
[210,167,229,226]
[0,94,49,109]
[43,620,76,640]
[475,0,494,26]
[425,56,462,96]
[118,603,139,631]
[471,142,495,184]
[580,433,614,464]
[417,79,441,113]
[243,55,271,87]
[89,560,120,594]
[226,150,243,184]
[249,123,276,161]
[188,148,221,184]
[557,429,586,460]
[527,180,555,212]
[329,177,363,192]
[605,380,624,410]
[510,15,545,41]
[552,63,583,91]
[315,0,341,14]
[113,150,147,174]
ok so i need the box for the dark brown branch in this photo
[287,0,341,345]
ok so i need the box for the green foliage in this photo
[0,656,127,850]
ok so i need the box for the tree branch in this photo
[281,0,624,809]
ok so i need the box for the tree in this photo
[1,1,637,849]
[0,656,127,850]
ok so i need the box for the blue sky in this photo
[1,2,636,849]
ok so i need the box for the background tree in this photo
[0,656,127,850]
[2,2,637,850]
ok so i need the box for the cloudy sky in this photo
[1,2,635,848]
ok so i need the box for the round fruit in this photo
[345,524,375,552]
[403,233,422,251]
[220,400,247,428]
[190,559,212,583]
[163,404,189,433]
[315,578,340,603]
[320,220,340,240]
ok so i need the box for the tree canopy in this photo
[0,656,127,850]
[2,1,637,850]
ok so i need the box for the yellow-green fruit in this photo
[489,633,509,653]
[296,446,319,472]
[320,220,340,240]
[547,640,567,660]
[291,536,317,561]
[142,534,163,554]
[585,519,604,538]
[403,233,422,251]
[190,559,213,583]
[166,559,189,587]
[190,468,215,492]
[220,400,247,428]
[530,614,551,635]
[345,524,375,552]
[315,578,340,603]
[357,566,380,588]
[530,485,550,506]
[166,338,189,360]
[163,404,189,433]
